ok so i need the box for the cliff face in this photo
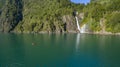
[14,0,83,33]
[0,0,5,9]
[0,0,84,33]
[15,14,81,33]
[0,0,120,33]
[0,0,23,32]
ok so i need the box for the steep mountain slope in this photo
[0,0,5,14]
[0,0,120,33]
[15,0,84,33]
[0,0,5,9]
[0,0,23,32]
[0,0,84,33]
[82,0,120,33]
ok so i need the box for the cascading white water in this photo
[75,16,87,33]
[75,16,81,33]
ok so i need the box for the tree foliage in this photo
[0,0,120,33]
[82,0,120,32]
[105,12,120,33]
[15,0,84,33]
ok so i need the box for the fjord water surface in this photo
[0,33,120,67]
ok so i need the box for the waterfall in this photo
[75,16,81,33]
[75,16,87,33]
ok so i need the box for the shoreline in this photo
[1,31,120,35]
[82,32,120,35]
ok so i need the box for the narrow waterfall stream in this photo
[75,16,81,33]
[75,16,87,33]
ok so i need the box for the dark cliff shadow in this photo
[10,0,23,32]
[0,0,23,33]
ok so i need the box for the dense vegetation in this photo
[0,0,5,9]
[0,0,84,33]
[0,0,23,32]
[16,0,84,33]
[0,0,120,33]
[82,0,120,32]
[0,0,5,14]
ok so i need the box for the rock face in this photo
[0,0,120,34]
[0,0,83,33]
[0,0,84,33]
[0,0,23,32]
[18,15,80,33]
[0,0,85,33]
[62,15,77,33]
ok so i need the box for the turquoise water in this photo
[0,33,120,67]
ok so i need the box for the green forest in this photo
[0,0,120,33]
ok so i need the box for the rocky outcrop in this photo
[62,15,77,33]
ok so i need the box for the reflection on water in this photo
[76,34,80,52]
[0,33,120,67]
[0,34,25,66]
